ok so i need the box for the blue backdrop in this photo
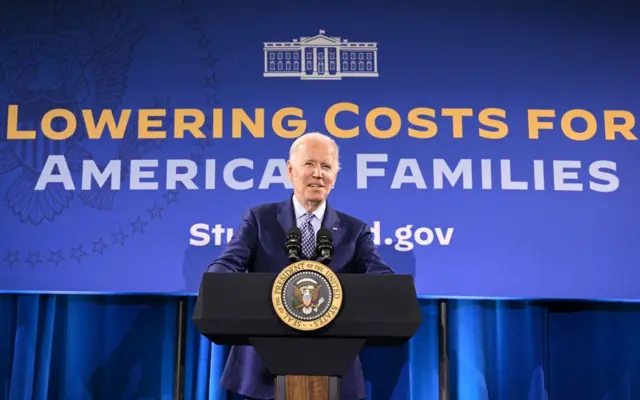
[1,0,639,300]
[2,2,640,400]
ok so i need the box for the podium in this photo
[192,261,422,400]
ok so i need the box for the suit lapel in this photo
[321,204,342,268]
[276,198,295,235]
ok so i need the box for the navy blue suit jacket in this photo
[206,197,394,399]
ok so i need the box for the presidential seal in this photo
[271,260,343,331]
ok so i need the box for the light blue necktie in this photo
[301,213,315,259]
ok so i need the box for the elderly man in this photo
[207,132,394,400]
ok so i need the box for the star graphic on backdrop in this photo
[196,139,211,151]
[148,205,164,220]
[48,250,64,266]
[5,250,20,267]
[70,245,86,262]
[204,74,216,87]
[130,218,148,234]
[92,239,107,255]
[198,36,210,48]
[112,229,127,246]
[27,252,42,268]
[201,54,217,68]
[189,151,204,165]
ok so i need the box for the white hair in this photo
[288,132,340,169]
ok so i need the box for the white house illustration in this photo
[263,30,378,80]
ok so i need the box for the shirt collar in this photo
[292,195,326,222]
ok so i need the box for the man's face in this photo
[287,138,338,204]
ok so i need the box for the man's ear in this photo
[286,160,293,180]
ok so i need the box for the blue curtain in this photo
[1,295,639,400]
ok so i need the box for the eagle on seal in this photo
[292,278,325,315]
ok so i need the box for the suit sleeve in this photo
[354,223,395,274]
[206,208,258,273]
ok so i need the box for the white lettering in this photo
[392,225,455,251]
[481,159,492,189]
[533,160,545,190]
[435,228,454,245]
[433,159,472,189]
[191,221,454,251]
[167,159,198,190]
[357,153,387,189]
[259,159,292,189]
[224,158,253,190]
[130,160,158,190]
[35,155,74,190]
[205,159,216,189]
[359,157,618,191]
[82,160,121,190]
[189,223,211,246]
[82,160,122,190]
[31,157,618,193]
[413,227,434,245]
[370,220,381,245]
[391,159,426,189]
[500,159,528,190]
[589,161,618,192]
[189,223,235,246]
[553,160,582,191]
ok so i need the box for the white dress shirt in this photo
[291,195,325,238]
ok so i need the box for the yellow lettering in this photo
[441,108,473,138]
[407,107,437,139]
[366,107,401,139]
[6,105,36,139]
[232,108,264,138]
[139,109,166,139]
[42,109,76,140]
[325,102,358,138]
[272,107,306,138]
[528,109,555,139]
[83,109,130,139]
[479,108,508,139]
[561,109,597,141]
[604,110,637,140]
[212,108,223,138]
[175,108,206,139]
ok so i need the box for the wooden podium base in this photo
[275,375,339,400]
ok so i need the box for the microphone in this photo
[285,227,302,262]
[316,227,333,264]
